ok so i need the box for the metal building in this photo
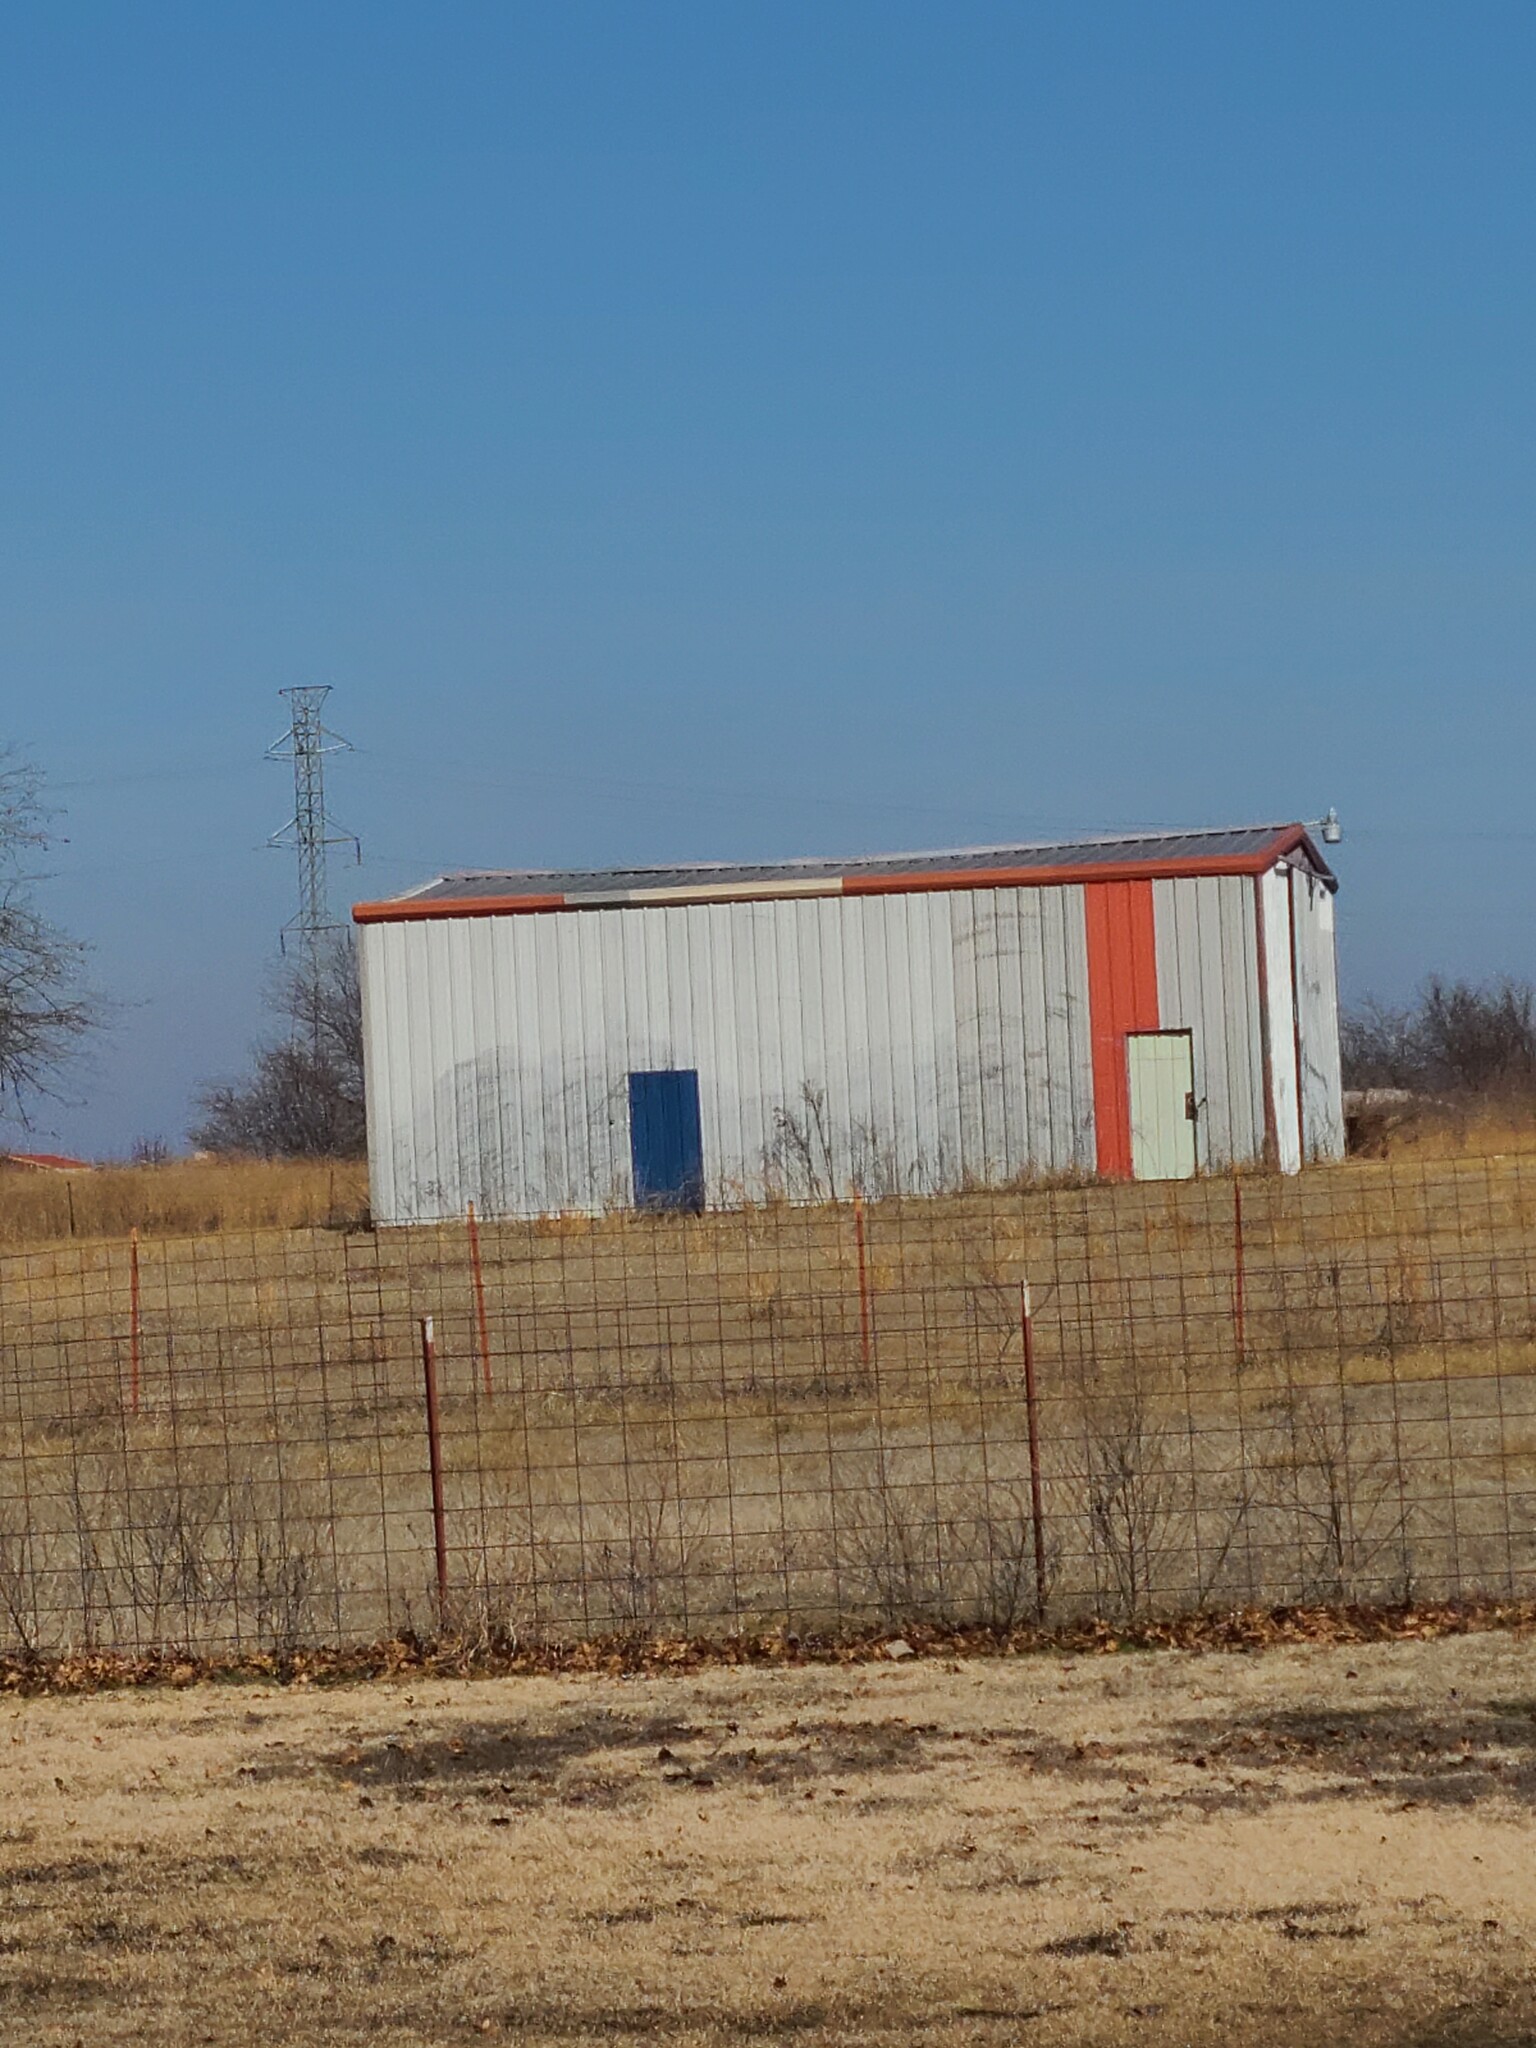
[353,822,1343,1223]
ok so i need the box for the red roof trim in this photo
[841,849,1293,898]
[352,829,1328,925]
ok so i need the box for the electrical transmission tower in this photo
[267,686,359,987]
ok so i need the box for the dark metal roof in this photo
[370,824,1331,913]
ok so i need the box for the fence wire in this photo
[1,1155,1533,1654]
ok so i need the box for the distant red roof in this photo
[1,1151,93,1172]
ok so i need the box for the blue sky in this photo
[3,3,1534,1154]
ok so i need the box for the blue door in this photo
[628,1070,705,1213]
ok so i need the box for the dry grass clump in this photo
[1374,1106,1536,1160]
[0,1157,369,1248]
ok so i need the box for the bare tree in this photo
[1343,976,1536,1101]
[0,752,95,1116]
[1417,977,1536,1095]
[191,936,365,1157]
[1340,996,1424,1091]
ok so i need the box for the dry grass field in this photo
[0,1630,1533,2046]
[0,1153,1533,1652]
[1349,1105,1536,1164]
[0,1157,369,1248]
[0,1113,1532,1255]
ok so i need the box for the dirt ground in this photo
[0,1634,1533,2046]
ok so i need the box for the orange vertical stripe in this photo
[1084,880,1160,1178]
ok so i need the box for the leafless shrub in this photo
[837,1460,1055,1629]
[959,1485,1056,1628]
[840,1459,947,1626]
[0,1505,43,1652]
[222,1480,329,1653]
[248,1537,322,1652]
[765,1091,937,1202]
[768,1083,840,1203]
[1263,1391,1414,1603]
[1342,999,1426,1094]
[1075,1391,1183,1619]
[848,1119,917,1200]
[445,1482,546,1647]
[65,1456,132,1650]
[593,1461,710,1634]
[957,1251,1036,1387]
[107,1482,232,1646]
[1187,1482,1261,1605]
[250,1541,323,1652]
[46,1467,330,1654]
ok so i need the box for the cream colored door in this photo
[1127,1032,1197,1180]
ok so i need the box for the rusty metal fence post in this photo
[1020,1280,1048,1621]
[419,1315,449,1628]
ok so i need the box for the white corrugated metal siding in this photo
[951,887,1096,1183]
[360,883,1098,1222]
[1259,866,1303,1174]
[1291,867,1346,1160]
[1151,875,1265,1170]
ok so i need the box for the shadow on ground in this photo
[283,1707,949,1809]
[249,1689,1536,1836]
[1161,1697,1536,1811]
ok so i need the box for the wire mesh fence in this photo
[1,1154,1534,1656]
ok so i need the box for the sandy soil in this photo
[0,1631,1533,2046]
